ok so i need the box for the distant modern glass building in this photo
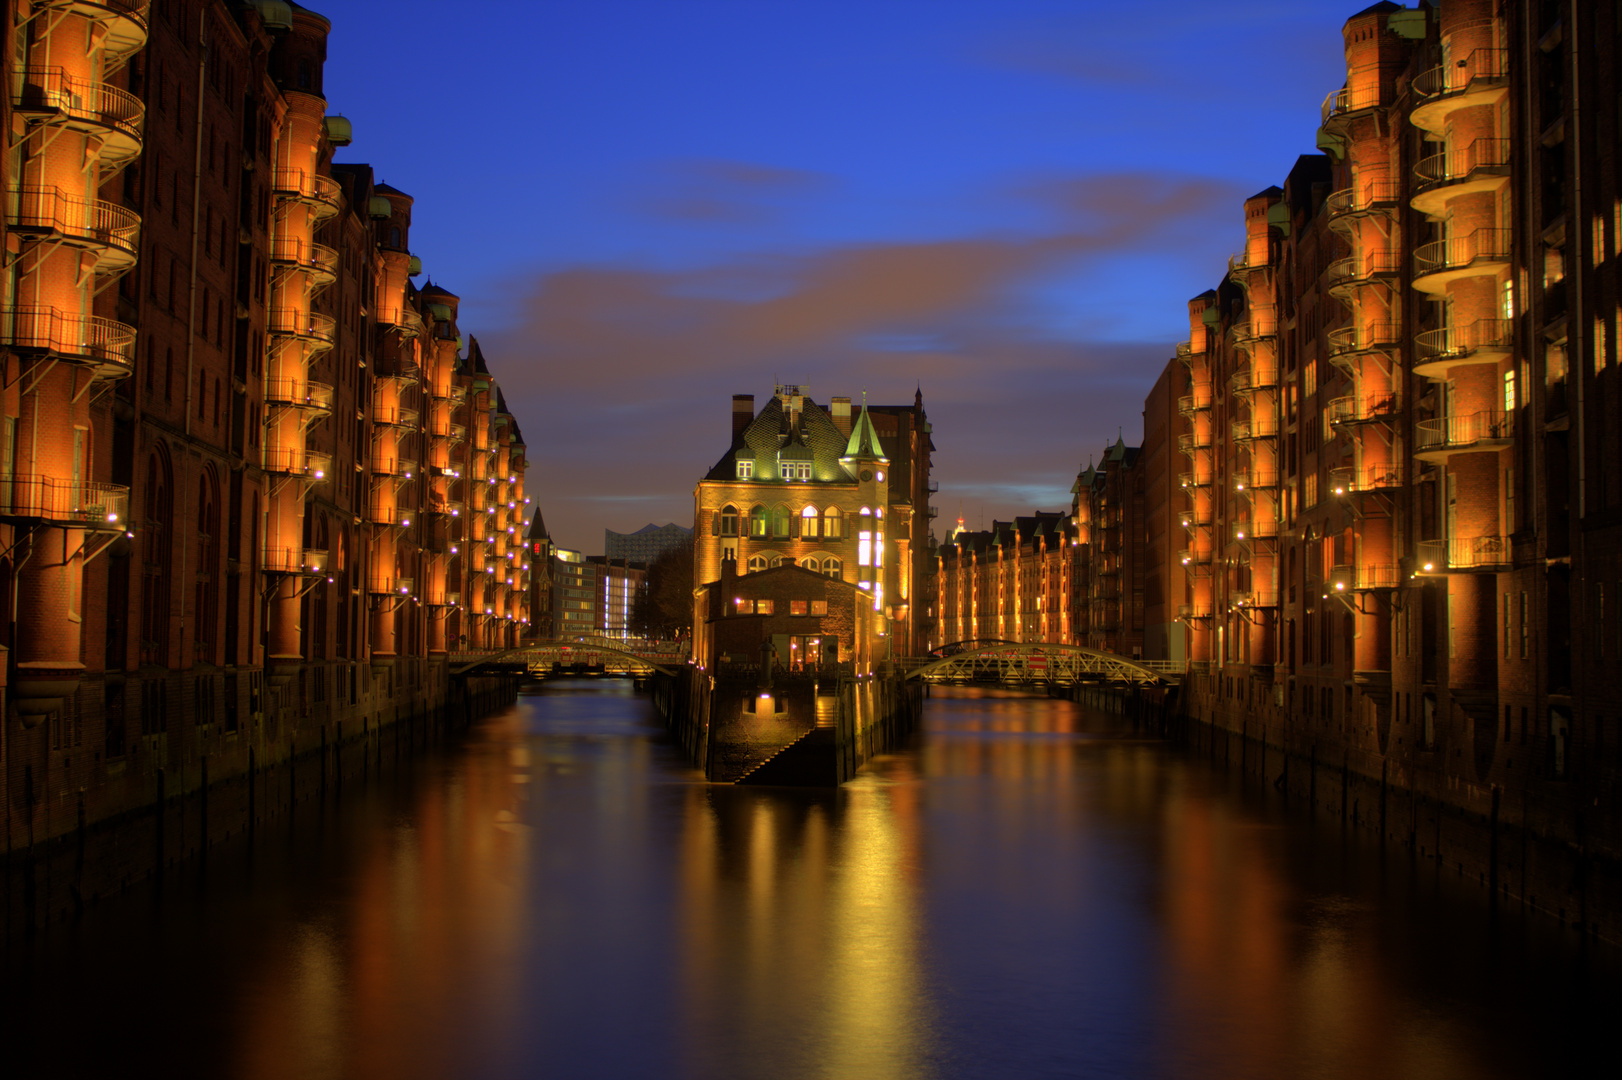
[605,522,692,564]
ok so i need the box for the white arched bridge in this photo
[901,643,1179,687]
[451,639,687,678]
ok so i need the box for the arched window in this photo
[800,504,819,538]
[768,554,785,569]
[719,505,738,537]
[800,556,821,570]
[747,554,768,573]
[823,557,843,580]
[823,505,842,539]
[771,505,791,538]
[749,505,767,537]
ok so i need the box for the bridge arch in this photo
[905,642,1166,687]
[452,639,685,677]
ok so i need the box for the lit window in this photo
[790,600,808,616]
[749,506,767,537]
[858,532,872,566]
[736,458,754,479]
[800,505,819,537]
[755,599,773,615]
[823,506,842,539]
[771,505,791,537]
[1503,369,1516,413]
[812,600,828,615]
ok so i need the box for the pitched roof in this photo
[702,394,854,484]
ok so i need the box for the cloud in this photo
[486,171,1231,550]
[634,156,835,224]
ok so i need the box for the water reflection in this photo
[3,682,1617,1080]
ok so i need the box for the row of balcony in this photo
[1326,392,1397,429]
[270,169,342,223]
[1411,48,1508,134]
[1329,464,1402,495]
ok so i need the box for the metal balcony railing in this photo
[1327,393,1397,427]
[372,403,419,428]
[1417,535,1510,573]
[372,457,417,479]
[1230,364,1279,393]
[1329,564,1401,592]
[1416,410,1511,454]
[1414,228,1511,278]
[1178,385,1214,414]
[265,378,335,413]
[269,235,340,281]
[262,447,332,479]
[270,168,342,214]
[1414,138,1511,189]
[0,475,129,527]
[368,501,412,526]
[1179,470,1214,489]
[1329,464,1402,494]
[1178,603,1213,620]
[1326,249,1402,289]
[267,308,336,344]
[1232,518,1279,541]
[262,546,329,574]
[1232,415,1280,442]
[1177,431,1213,454]
[12,67,145,143]
[1325,177,1401,219]
[1,306,137,373]
[7,186,141,264]
[1413,48,1507,100]
[1413,318,1513,363]
[1326,321,1401,359]
[1235,590,1279,609]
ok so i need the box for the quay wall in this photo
[3,663,519,936]
[1176,674,1622,947]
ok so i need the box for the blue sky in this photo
[319,0,1354,551]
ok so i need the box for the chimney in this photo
[831,396,852,437]
[732,395,755,439]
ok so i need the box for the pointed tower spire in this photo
[842,390,888,462]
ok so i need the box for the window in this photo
[1520,591,1529,658]
[790,600,808,615]
[823,557,842,580]
[754,599,773,615]
[749,506,767,537]
[719,505,738,536]
[823,506,842,539]
[812,600,828,615]
[1504,368,1517,412]
[736,458,754,479]
[747,554,768,572]
[771,505,791,538]
[800,505,819,537]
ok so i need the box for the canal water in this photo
[4,681,1618,1079]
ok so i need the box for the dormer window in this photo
[781,461,811,482]
[736,458,754,479]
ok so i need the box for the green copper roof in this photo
[842,395,888,461]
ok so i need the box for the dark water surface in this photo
[5,681,1618,1079]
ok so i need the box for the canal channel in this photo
[3,679,1617,1079]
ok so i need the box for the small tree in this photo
[632,537,694,641]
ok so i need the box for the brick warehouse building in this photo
[935,512,1075,649]
[2,1,532,906]
[1146,0,1622,934]
[693,385,933,661]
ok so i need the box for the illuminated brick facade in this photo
[2,1,531,881]
[935,513,1076,649]
[1145,0,1622,927]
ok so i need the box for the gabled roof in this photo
[420,281,459,299]
[702,394,853,484]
